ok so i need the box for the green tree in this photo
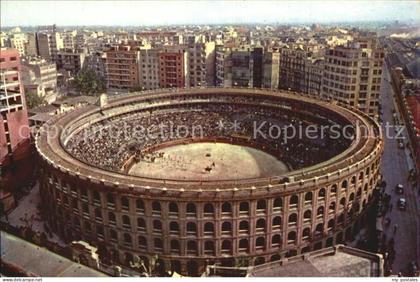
[25,91,46,109]
[72,67,106,96]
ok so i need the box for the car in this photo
[395,184,404,194]
[398,198,406,211]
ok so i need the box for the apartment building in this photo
[304,58,324,96]
[187,37,216,87]
[105,45,141,91]
[36,31,64,61]
[262,49,280,89]
[215,45,232,87]
[56,49,86,76]
[159,46,189,88]
[9,33,27,57]
[279,45,308,92]
[0,48,32,213]
[21,57,58,103]
[139,48,160,90]
[321,35,384,116]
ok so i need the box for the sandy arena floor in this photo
[128,142,289,181]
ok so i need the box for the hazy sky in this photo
[2,0,419,27]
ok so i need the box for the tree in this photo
[25,91,46,109]
[72,67,106,96]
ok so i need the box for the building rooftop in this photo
[248,245,383,277]
[0,231,107,277]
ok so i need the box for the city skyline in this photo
[1,0,419,27]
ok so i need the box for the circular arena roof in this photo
[36,88,383,194]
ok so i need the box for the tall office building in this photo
[139,48,160,90]
[321,35,384,116]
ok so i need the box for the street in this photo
[379,62,419,274]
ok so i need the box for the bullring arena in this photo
[36,88,384,276]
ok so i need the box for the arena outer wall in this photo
[35,88,384,276]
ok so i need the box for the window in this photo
[272,234,281,247]
[221,222,232,235]
[123,233,132,247]
[153,220,162,233]
[187,222,197,236]
[204,222,214,236]
[256,218,266,232]
[273,198,282,211]
[239,202,249,215]
[303,210,312,222]
[221,202,232,215]
[154,238,163,252]
[221,240,232,254]
[186,203,196,217]
[204,203,214,217]
[256,237,265,250]
[138,236,147,249]
[272,216,281,230]
[287,231,296,244]
[257,200,266,213]
[136,199,145,213]
[239,220,249,234]
[204,241,215,255]
[288,213,297,226]
[170,240,180,254]
[289,195,298,208]
[137,218,146,232]
[318,188,326,199]
[122,215,131,229]
[107,194,115,208]
[187,241,198,255]
[304,192,313,204]
[169,221,179,235]
[169,202,178,216]
[239,239,249,253]
[152,201,161,215]
[121,197,129,211]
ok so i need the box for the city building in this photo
[9,32,27,57]
[139,48,160,90]
[187,37,216,87]
[321,35,384,116]
[36,30,64,62]
[159,46,189,88]
[21,57,58,104]
[105,45,141,91]
[262,49,280,89]
[0,48,32,213]
[56,49,86,76]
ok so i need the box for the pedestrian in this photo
[393,224,398,234]
[389,203,393,212]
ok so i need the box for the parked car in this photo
[398,198,406,211]
[395,184,404,194]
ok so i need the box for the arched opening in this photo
[121,196,129,211]
[154,238,163,252]
[272,234,281,247]
[153,220,162,233]
[221,240,232,254]
[187,241,198,255]
[318,188,326,199]
[169,202,178,216]
[304,192,313,204]
[187,222,197,236]
[257,199,266,214]
[152,201,161,215]
[170,240,180,254]
[256,218,266,232]
[136,199,145,213]
[204,222,214,236]
[255,237,265,251]
[204,241,215,255]
[221,222,232,235]
[302,227,311,240]
[122,215,131,229]
[137,218,146,232]
[169,221,179,235]
[239,220,249,234]
[303,210,312,222]
[289,195,298,208]
[273,198,282,211]
[287,231,296,244]
[138,236,147,250]
[204,203,214,217]
[186,203,197,217]
[221,202,232,215]
[239,239,249,253]
[272,216,282,230]
[288,213,297,226]
[239,202,249,215]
